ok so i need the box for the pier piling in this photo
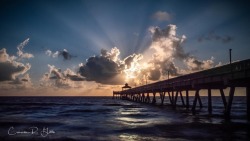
[247,86,250,120]
[208,88,212,114]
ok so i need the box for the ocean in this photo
[0,96,249,141]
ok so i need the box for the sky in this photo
[0,0,250,96]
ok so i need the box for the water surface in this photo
[0,96,249,141]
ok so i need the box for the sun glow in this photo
[124,62,141,80]
[124,60,149,85]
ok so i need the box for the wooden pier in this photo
[113,59,250,120]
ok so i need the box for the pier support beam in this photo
[220,89,227,110]
[225,87,235,118]
[186,90,189,109]
[160,92,166,105]
[145,93,150,103]
[172,91,175,105]
[168,92,173,105]
[247,86,250,121]
[192,89,202,113]
[152,92,156,104]
[174,91,179,107]
[208,88,212,114]
[137,93,140,102]
[198,92,203,108]
[180,91,185,106]
[141,93,145,102]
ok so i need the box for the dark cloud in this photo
[79,55,124,84]
[44,47,128,86]
[173,40,189,59]
[0,46,32,89]
[46,49,76,60]
[59,49,74,60]
[148,69,161,81]
[161,61,179,76]
[0,62,30,81]
[0,38,32,82]
[198,32,233,43]
[0,48,31,82]
[147,58,180,81]
[78,47,127,85]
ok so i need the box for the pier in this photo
[113,59,250,120]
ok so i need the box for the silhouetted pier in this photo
[113,59,250,120]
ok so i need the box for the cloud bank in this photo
[40,64,85,88]
[78,24,215,85]
[1,25,217,92]
[0,38,33,89]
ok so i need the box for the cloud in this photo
[123,54,143,70]
[100,47,120,62]
[0,47,32,89]
[79,46,148,85]
[152,11,172,21]
[17,38,34,59]
[0,38,34,89]
[184,56,214,71]
[8,74,32,88]
[60,49,74,60]
[146,24,215,80]
[79,48,125,85]
[198,32,233,43]
[150,25,214,75]
[145,24,186,79]
[0,48,31,81]
[45,50,59,58]
[40,64,85,88]
[77,24,216,86]
[45,49,76,60]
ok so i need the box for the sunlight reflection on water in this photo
[115,104,172,127]
[119,133,189,141]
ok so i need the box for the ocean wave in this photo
[59,108,113,114]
